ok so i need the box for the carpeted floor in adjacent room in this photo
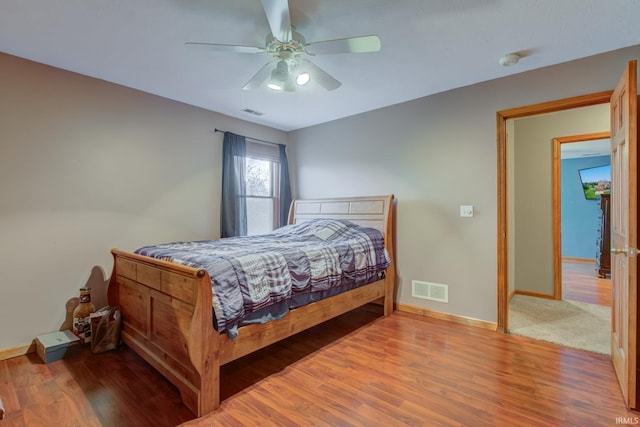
[509,294,610,355]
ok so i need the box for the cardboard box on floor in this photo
[35,330,80,364]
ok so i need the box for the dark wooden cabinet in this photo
[596,194,611,278]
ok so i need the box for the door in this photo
[610,59,638,408]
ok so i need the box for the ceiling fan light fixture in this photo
[273,60,289,79]
[296,72,310,86]
[268,60,290,90]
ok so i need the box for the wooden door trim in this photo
[496,91,612,333]
[552,131,611,299]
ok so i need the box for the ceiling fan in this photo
[185,0,381,92]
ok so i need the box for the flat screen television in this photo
[578,164,611,200]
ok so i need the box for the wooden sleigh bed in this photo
[106,195,396,417]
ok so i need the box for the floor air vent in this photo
[412,280,448,303]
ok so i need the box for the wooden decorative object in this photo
[107,195,396,417]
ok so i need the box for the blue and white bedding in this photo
[135,219,391,338]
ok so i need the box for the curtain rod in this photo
[215,128,281,147]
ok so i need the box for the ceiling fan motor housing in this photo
[266,29,306,60]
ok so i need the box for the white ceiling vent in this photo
[412,280,448,303]
[241,108,264,116]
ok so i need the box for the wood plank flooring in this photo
[561,259,612,307]
[0,303,635,426]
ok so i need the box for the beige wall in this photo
[0,53,287,350]
[511,105,610,295]
[289,45,640,324]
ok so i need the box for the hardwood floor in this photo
[0,303,635,426]
[562,259,612,307]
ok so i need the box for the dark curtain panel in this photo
[220,132,247,237]
[278,144,293,227]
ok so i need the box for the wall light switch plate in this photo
[460,205,474,217]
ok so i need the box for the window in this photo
[221,132,291,238]
[244,141,282,235]
[245,156,279,235]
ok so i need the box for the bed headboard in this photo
[288,195,394,235]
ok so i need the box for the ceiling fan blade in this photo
[185,42,266,54]
[306,35,381,55]
[242,61,276,91]
[261,0,292,42]
[302,59,341,91]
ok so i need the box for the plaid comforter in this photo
[135,219,391,337]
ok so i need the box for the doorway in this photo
[506,132,613,354]
[554,132,611,297]
[496,91,612,333]
[503,117,612,354]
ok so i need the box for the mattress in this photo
[135,218,391,338]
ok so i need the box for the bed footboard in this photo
[107,249,221,416]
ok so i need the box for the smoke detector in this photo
[499,53,520,67]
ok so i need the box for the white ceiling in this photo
[1,1,639,131]
[561,139,610,160]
